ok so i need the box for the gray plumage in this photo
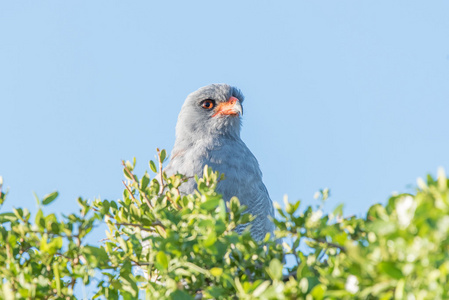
[165,84,274,241]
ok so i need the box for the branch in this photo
[283,270,297,282]
[122,180,138,202]
[157,148,165,194]
[116,221,165,231]
[166,192,181,210]
[121,161,153,209]
[313,238,346,252]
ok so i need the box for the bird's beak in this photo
[212,96,243,117]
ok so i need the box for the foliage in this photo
[1,151,449,299]
[0,178,103,299]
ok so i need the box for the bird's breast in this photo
[167,138,265,199]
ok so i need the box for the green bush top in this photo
[1,150,448,299]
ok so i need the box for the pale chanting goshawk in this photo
[165,84,275,241]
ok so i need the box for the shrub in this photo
[1,150,448,299]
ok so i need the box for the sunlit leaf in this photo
[42,191,59,205]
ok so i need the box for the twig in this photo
[131,260,151,267]
[121,161,153,209]
[157,148,164,194]
[141,189,154,209]
[121,161,136,181]
[166,193,181,210]
[122,180,137,202]
[313,238,346,252]
[283,270,297,282]
[116,221,165,231]
[69,256,79,291]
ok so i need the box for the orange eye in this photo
[201,100,215,110]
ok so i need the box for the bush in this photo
[1,150,448,299]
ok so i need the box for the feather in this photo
[165,84,274,241]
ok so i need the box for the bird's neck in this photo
[173,129,241,153]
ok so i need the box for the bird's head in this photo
[175,84,245,141]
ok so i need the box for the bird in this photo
[164,84,275,241]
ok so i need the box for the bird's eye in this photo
[201,100,215,110]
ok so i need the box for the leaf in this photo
[156,251,169,271]
[43,191,59,205]
[12,208,23,220]
[35,209,44,228]
[200,197,221,211]
[266,259,283,280]
[394,279,405,299]
[0,212,17,223]
[378,262,403,279]
[210,267,223,277]
[149,160,157,173]
[218,199,226,220]
[160,149,167,163]
[183,262,208,275]
[2,281,14,300]
[101,200,110,215]
[169,290,194,300]
[368,220,396,236]
[141,172,150,190]
[53,262,62,296]
[125,160,134,171]
[52,236,63,248]
[333,203,344,218]
[310,284,326,299]
[286,201,300,215]
[33,191,40,206]
[83,246,109,268]
[252,281,271,297]
[203,231,217,247]
[123,166,133,180]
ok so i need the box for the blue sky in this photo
[1,0,448,245]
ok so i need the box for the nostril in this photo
[229,96,238,104]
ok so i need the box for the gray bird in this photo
[165,84,275,241]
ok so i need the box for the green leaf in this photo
[266,259,283,280]
[83,246,109,268]
[203,231,217,247]
[0,212,17,223]
[53,262,62,296]
[183,262,209,275]
[123,166,133,180]
[101,200,110,215]
[333,203,344,218]
[210,267,223,277]
[33,191,40,206]
[368,220,396,236]
[218,199,226,221]
[141,172,150,190]
[43,191,59,205]
[156,251,169,271]
[310,284,326,299]
[35,209,44,228]
[252,281,271,297]
[200,197,221,211]
[2,281,14,300]
[125,160,134,171]
[160,149,167,163]
[50,236,63,249]
[149,160,157,173]
[169,290,194,300]
[12,207,23,219]
[378,262,403,279]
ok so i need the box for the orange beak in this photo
[212,96,243,117]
